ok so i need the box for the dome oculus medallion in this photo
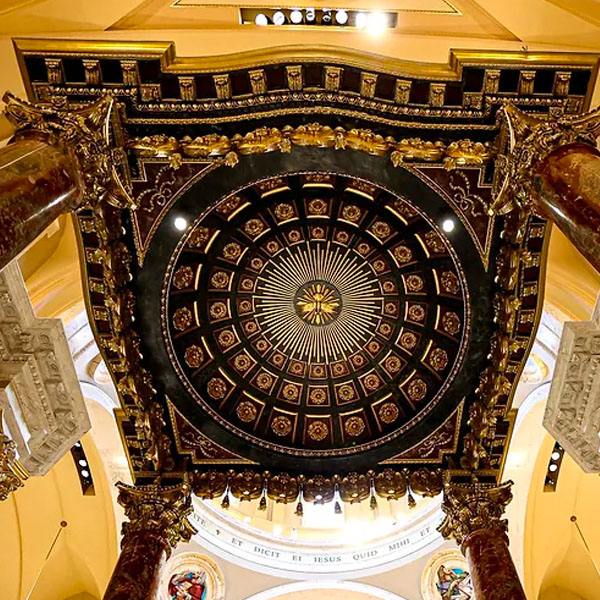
[163,173,469,457]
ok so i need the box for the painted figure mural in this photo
[435,565,473,600]
[169,570,208,600]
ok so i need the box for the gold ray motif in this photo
[296,282,341,326]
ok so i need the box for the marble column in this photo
[438,481,526,600]
[0,131,83,268]
[103,481,197,600]
[491,103,600,273]
[0,92,128,272]
[534,143,600,272]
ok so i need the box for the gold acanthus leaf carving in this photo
[2,92,134,210]
[128,123,493,171]
[443,139,493,170]
[438,481,514,547]
[91,200,174,473]
[491,103,600,215]
[116,479,197,556]
[0,409,29,502]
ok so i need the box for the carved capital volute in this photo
[0,409,28,502]
[491,103,600,215]
[2,92,133,210]
[116,480,197,556]
[437,480,513,549]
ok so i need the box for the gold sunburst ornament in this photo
[295,282,341,325]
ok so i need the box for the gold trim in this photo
[173,0,461,15]
[169,400,258,465]
[13,39,600,81]
[380,401,464,464]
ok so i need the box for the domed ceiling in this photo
[143,161,482,475]
[14,39,599,504]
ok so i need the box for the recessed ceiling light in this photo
[355,12,367,28]
[549,464,558,472]
[290,9,303,24]
[78,459,87,467]
[442,218,455,233]
[174,217,188,231]
[335,9,348,25]
[81,469,90,478]
[305,8,316,22]
[367,11,387,36]
[272,10,286,25]
[254,13,269,26]
[551,451,561,461]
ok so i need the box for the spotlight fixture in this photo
[241,8,396,29]
[367,11,387,36]
[272,10,286,25]
[354,11,367,29]
[544,441,565,492]
[174,216,188,231]
[335,9,348,25]
[71,443,95,495]
[254,12,269,25]
[290,9,303,24]
[442,218,455,233]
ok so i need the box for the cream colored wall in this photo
[545,227,600,322]
[0,433,117,600]
[521,433,600,600]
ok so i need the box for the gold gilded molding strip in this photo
[172,0,461,15]
[123,107,499,130]
[14,39,600,80]
[128,123,494,170]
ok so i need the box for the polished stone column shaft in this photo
[534,143,600,272]
[103,531,169,600]
[0,132,83,269]
[102,481,196,600]
[438,481,526,600]
[462,529,526,600]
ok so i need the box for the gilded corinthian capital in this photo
[437,480,513,547]
[0,410,28,502]
[491,103,600,215]
[116,480,197,555]
[2,92,133,210]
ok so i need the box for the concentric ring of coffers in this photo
[164,173,467,456]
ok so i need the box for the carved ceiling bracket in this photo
[0,262,91,486]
